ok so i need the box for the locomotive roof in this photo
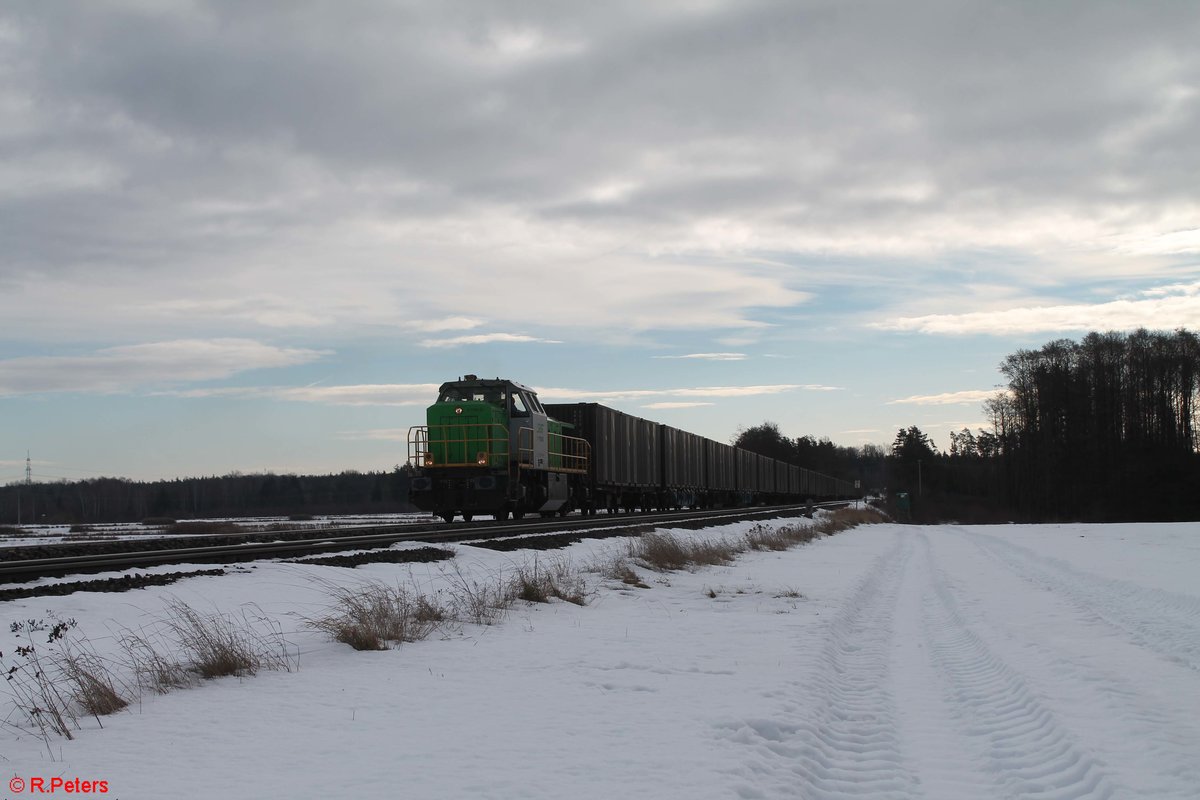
[437,375,536,394]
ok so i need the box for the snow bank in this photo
[3,519,1198,799]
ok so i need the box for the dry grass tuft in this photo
[3,618,80,742]
[119,629,192,694]
[744,523,818,550]
[60,648,129,718]
[591,551,652,589]
[508,557,588,606]
[589,505,884,587]
[629,533,692,571]
[814,507,886,535]
[618,568,651,589]
[164,599,295,678]
[629,532,740,572]
[687,538,741,567]
[308,581,448,651]
[442,563,511,626]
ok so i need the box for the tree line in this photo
[986,329,1199,520]
[885,329,1200,521]
[733,422,887,494]
[736,328,1200,522]
[8,330,1197,526]
[0,469,414,525]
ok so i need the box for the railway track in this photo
[0,503,841,586]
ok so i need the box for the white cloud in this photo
[876,282,1200,336]
[652,353,746,361]
[418,333,563,348]
[408,316,484,333]
[538,383,840,403]
[642,401,714,409]
[161,381,839,407]
[150,297,333,328]
[889,389,1007,406]
[272,384,441,406]
[166,384,441,407]
[0,340,327,396]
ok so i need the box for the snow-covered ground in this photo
[3,518,1198,799]
[0,513,432,548]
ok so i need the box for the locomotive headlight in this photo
[476,451,488,466]
[424,452,435,467]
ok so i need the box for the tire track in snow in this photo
[964,529,1200,672]
[721,531,920,799]
[889,534,1005,799]
[935,529,1200,799]
[918,532,1118,800]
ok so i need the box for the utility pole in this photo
[20,451,33,525]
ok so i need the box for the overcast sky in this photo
[2,0,1198,483]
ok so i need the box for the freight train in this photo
[407,375,856,522]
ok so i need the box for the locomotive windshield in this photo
[511,392,529,416]
[438,386,508,406]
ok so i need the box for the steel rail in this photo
[0,502,845,581]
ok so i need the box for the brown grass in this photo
[441,563,512,626]
[508,557,588,606]
[629,532,741,572]
[164,599,295,677]
[814,507,886,534]
[591,506,885,585]
[118,629,192,694]
[744,523,820,550]
[60,649,129,718]
[308,581,448,651]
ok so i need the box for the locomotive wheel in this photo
[494,510,510,521]
[438,510,454,523]
[512,509,525,520]
[463,513,473,522]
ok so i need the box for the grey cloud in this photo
[2,0,1198,342]
[0,339,327,396]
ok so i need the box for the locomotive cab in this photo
[408,375,588,522]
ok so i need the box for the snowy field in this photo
[3,517,1199,799]
[0,513,432,548]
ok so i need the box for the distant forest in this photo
[4,328,1198,525]
[0,469,414,525]
[739,328,1200,523]
[890,329,1200,522]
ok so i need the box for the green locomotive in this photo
[406,375,589,522]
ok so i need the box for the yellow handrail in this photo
[516,427,590,473]
[552,431,591,473]
[409,423,589,474]
[408,423,509,468]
